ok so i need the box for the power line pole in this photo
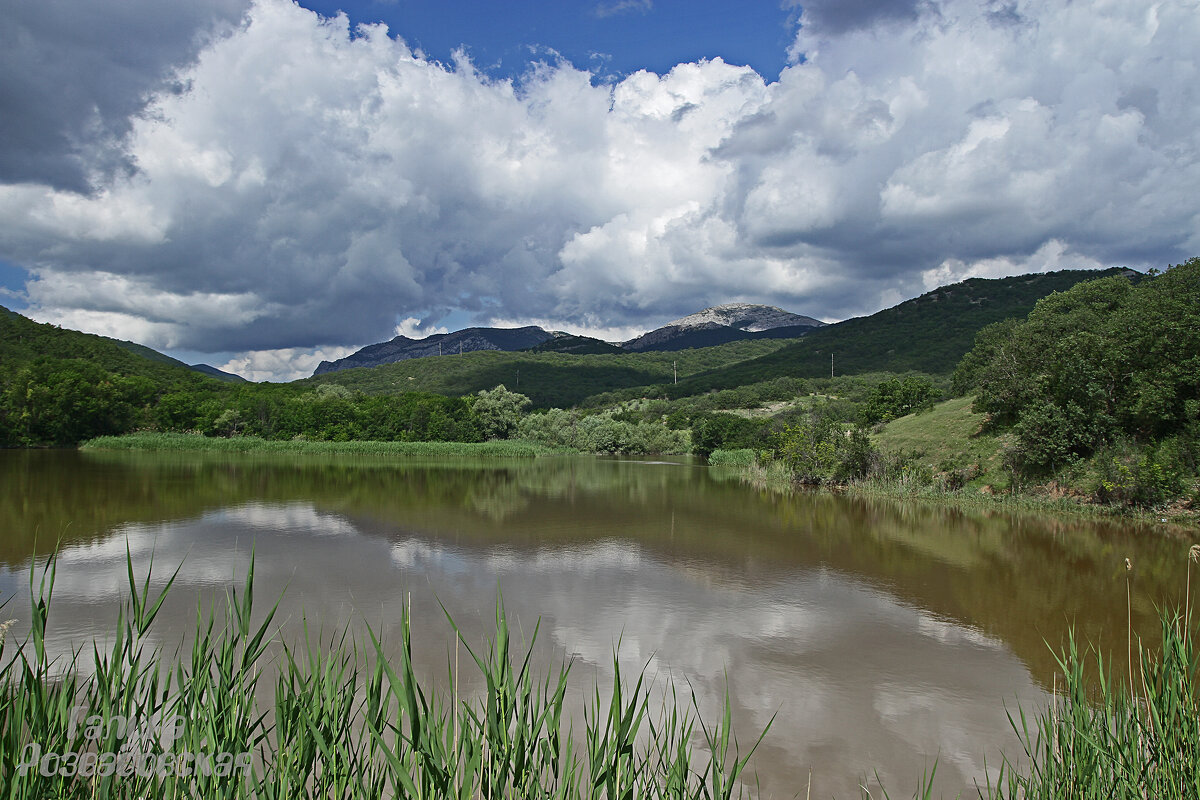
[830,352,834,379]
[673,360,677,384]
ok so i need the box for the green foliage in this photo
[656,268,1132,398]
[689,413,771,457]
[979,610,1200,800]
[516,409,689,454]
[957,258,1200,503]
[766,406,875,484]
[523,334,624,354]
[0,358,157,446]
[706,448,756,467]
[0,305,217,388]
[1091,438,1195,507]
[861,375,941,424]
[303,339,790,409]
[471,384,531,439]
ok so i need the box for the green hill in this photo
[0,305,220,387]
[0,305,233,446]
[654,268,1138,398]
[302,338,792,408]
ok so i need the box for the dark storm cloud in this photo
[791,0,924,35]
[0,0,248,192]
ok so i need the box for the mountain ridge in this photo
[312,325,555,375]
[621,302,825,352]
[314,302,826,376]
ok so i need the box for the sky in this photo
[0,0,1196,381]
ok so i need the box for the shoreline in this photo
[732,457,1200,530]
[79,432,573,459]
[77,433,1198,528]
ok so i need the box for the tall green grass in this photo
[80,432,571,459]
[705,449,756,468]
[896,546,1200,800]
[978,613,1200,799]
[0,551,768,799]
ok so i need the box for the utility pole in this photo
[673,360,677,384]
[830,352,834,379]
[438,342,442,357]
[459,342,463,356]
[515,369,519,390]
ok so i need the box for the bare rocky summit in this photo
[621,303,825,352]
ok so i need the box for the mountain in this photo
[621,303,825,352]
[101,337,246,382]
[312,325,555,375]
[659,267,1140,397]
[188,363,249,383]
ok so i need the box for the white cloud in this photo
[485,315,644,344]
[394,317,449,339]
[21,270,283,351]
[919,240,1094,291]
[0,0,1196,380]
[220,345,357,382]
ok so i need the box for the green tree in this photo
[954,258,1200,497]
[472,385,531,440]
[0,358,147,445]
[861,375,940,424]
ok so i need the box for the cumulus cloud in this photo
[219,345,357,383]
[0,0,1196,380]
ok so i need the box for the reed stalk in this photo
[0,551,768,799]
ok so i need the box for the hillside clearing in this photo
[872,396,1008,487]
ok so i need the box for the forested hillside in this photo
[1,308,211,384]
[301,339,792,407]
[953,258,1199,505]
[652,268,1137,398]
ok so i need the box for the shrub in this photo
[766,406,877,484]
[471,385,531,440]
[861,375,941,424]
[517,409,688,454]
[1093,439,1190,508]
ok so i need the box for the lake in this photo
[0,449,1190,798]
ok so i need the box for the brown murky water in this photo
[0,449,1192,798]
